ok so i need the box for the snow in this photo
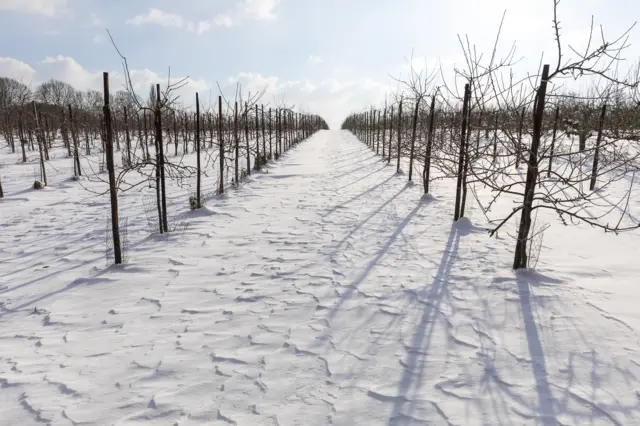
[2,130,640,425]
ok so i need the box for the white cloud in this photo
[128,8,186,29]
[214,14,234,28]
[0,55,210,105]
[128,1,281,33]
[197,21,212,34]
[308,55,324,65]
[128,8,219,34]
[0,0,67,16]
[240,0,280,20]
[300,81,317,93]
[224,72,389,129]
[92,34,105,44]
[0,57,37,83]
[90,12,104,27]
[0,55,382,129]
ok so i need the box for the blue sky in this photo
[0,0,638,127]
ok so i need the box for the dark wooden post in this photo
[33,102,47,186]
[234,101,239,185]
[268,108,273,159]
[218,96,225,194]
[254,104,261,170]
[261,105,266,162]
[589,103,607,191]
[243,102,250,175]
[396,99,403,173]
[387,106,394,164]
[103,73,122,264]
[195,93,202,208]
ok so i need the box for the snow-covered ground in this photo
[1,130,640,425]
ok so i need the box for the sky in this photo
[0,0,638,128]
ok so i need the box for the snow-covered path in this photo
[2,130,640,425]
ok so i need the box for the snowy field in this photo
[2,130,640,425]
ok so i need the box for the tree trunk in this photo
[396,100,403,173]
[547,106,560,178]
[454,84,471,221]
[276,110,282,158]
[382,107,387,159]
[513,65,550,269]
[143,110,150,161]
[173,111,178,156]
[123,106,132,167]
[408,99,420,181]
[423,95,436,194]
[18,111,27,163]
[156,84,168,233]
[68,105,81,176]
[516,106,526,168]
[39,112,50,161]
[492,112,499,163]
[244,103,251,175]
[589,103,607,191]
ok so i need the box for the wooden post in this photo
[102,73,122,264]
[261,105,266,162]
[218,96,225,194]
[590,103,607,191]
[254,104,261,170]
[396,100,403,173]
[244,102,251,175]
[234,101,239,185]
[387,106,394,164]
[268,108,273,159]
[277,109,282,158]
[33,102,47,186]
[376,110,381,154]
[196,93,202,208]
